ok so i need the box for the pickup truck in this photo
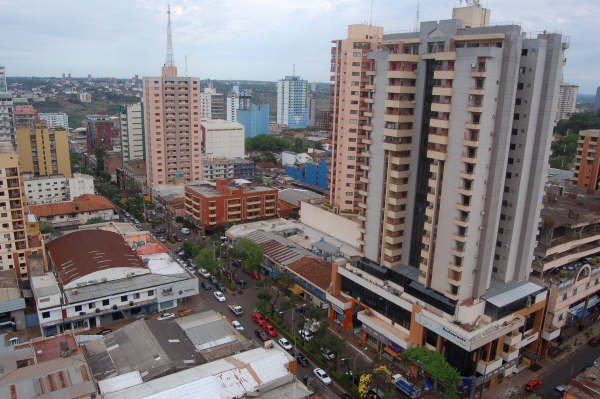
[392,374,421,399]
[228,304,243,316]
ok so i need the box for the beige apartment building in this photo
[16,125,71,178]
[143,7,202,188]
[556,83,578,122]
[329,24,383,214]
[326,4,567,391]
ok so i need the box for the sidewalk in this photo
[484,324,596,399]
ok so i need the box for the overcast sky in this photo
[1,0,598,93]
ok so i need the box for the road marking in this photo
[328,327,373,362]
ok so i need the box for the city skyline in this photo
[1,0,598,92]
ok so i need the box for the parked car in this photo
[210,275,219,285]
[249,271,261,281]
[525,379,542,392]
[228,304,244,316]
[320,347,335,361]
[298,329,313,342]
[213,291,226,302]
[198,268,211,278]
[232,320,244,331]
[554,385,568,394]
[216,282,226,292]
[295,351,309,367]
[157,312,176,320]
[588,334,600,346]
[263,323,278,337]
[313,368,332,385]
[252,312,267,326]
[255,328,269,341]
[278,337,292,351]
[201,281,212,291]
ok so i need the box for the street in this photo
[186,270,348,399]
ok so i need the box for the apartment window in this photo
[573,288,577,296]
[521,49,528,56]
[148,290,155,296]
[74,305,82,312]
[517,83,524,90]
[559,314,563,321]
[102,299,110,306]
[512,128,518,136]
[88,302,96,309]
[42,311,50,319]
[121,295,128,302]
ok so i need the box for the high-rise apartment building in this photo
[326,5,567,388]
[38,113,69,130]
[143,6,202,187]
[308,82,317,127]
[0,66,15,146]
[199,84,226,120]
[328,24,383,213]
[555,83,578,122]
[16,125,71,178]
[85,114,120,154]
[0,143,46,279]
[226,86,252,122]
[573,129,600,190]
[119,103,145,161]
[277,75,310,128]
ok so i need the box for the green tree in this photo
[233,238,263,273]
[39,220,54,234]
[402,346,460,399]
[194,247,220,274]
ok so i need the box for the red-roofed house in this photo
[29,194,117,228]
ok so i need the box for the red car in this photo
[252,312,267,326]
[525,379,542,392]
[249,271,261,281]
[588,334,600,347]
[255,328,269,342]
[264,323,278,337]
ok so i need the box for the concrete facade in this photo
[556,83,578,122]
[38,113,69,130]
[16,125,71,178]
[277,75,310,128]
[201,119,245,159]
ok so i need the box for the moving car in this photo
[232,320,244,331]
[295,351,309,367]
[228,304,244,316]
[278,337,293,351]
[157,312,176,320]
[264,323,278,337]
[213,291,226,302]
[313,368,332,385]
[201,281,212,291]
[525,379,542,392]
[255,328,269,341]
[320,347,335,361]
[252,312,267,326]
[198,268,211,278]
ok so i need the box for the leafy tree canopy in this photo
[233,238,263,273]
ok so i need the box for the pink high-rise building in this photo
[144,6,202,188]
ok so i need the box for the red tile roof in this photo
[29,194,115,218]
[47,230,146,286]
[136,242,170,255]
[287,257,332,291]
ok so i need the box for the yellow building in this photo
[16,125,71,178]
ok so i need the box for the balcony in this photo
[502,348,519,362]
[432,87,452,96]
[431,102,452,113]
[460,171,475,180]
[504,332,522,346]
[383,128,412,138]
[476,358,503,376]
[384,99,415,109]
[430,118,450,129]
[382,142,411,152]
[388,53,419,62]
[518,330,539,348]
[388,70,417,79]
[433,70,455,80]
[456,202,471,212]
[386,85,417,94]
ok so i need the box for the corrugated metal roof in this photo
[485,281,545,308]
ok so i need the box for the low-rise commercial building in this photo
[185,179,277,229]
[116,159,147,193]
[202,156,235,181]
[0,271,26,332]
[0,334,97,398]
[31,229,198,336]
[102,345,308,399]
[28,194,117,228]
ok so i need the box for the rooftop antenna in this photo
[293,64,296,77]
[369,0,374,25]
[415,0,420,32]
[184,55,188,76]
[165,4,174,67]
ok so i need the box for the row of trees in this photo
[183,237,263,276]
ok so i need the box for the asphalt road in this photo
[190,270,347,398]
[537,342,600,396]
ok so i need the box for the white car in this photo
[157,312,176,320]
[232,320,244,331]
[198,268,211,278]
[278,337,293,351]
[313,368,332,385]
[213,291,226,302]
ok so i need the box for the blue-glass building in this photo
[237,104,270,137]
[285,156,329,191]
[277,76,310,129]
